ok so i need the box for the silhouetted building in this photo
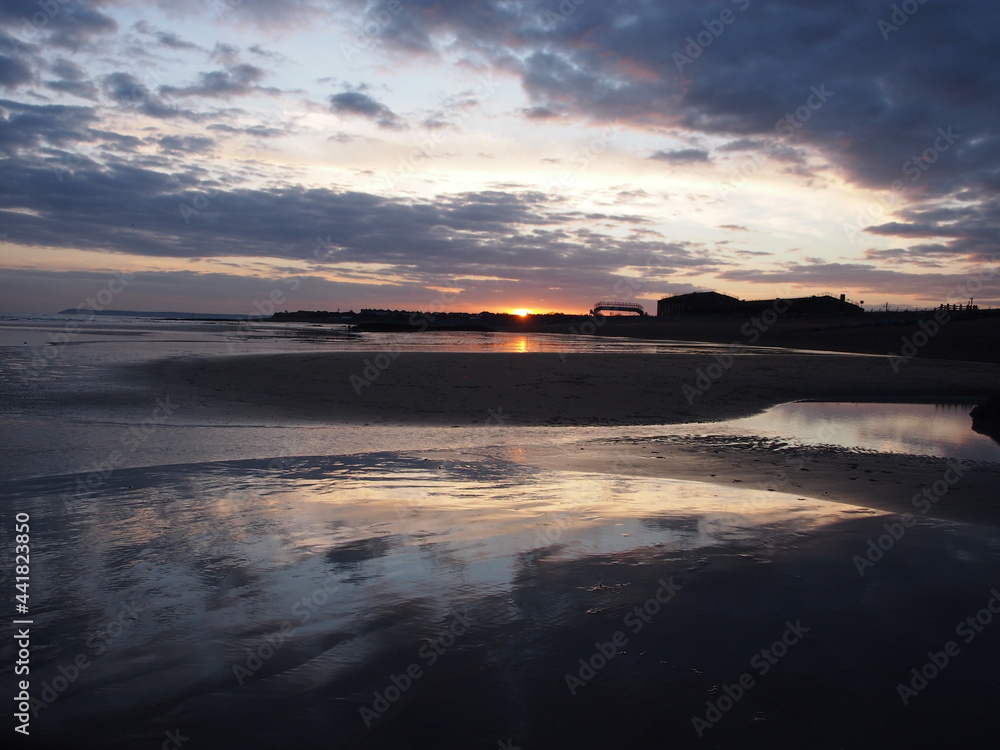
[656,292,742,316]
[657,292,862,316]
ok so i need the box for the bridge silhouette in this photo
[590,300,647,316]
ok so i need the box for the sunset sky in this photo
[1,0,998,315]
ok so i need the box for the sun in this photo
[512,308,533,317]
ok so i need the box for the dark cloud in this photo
[210,42,241,66]
[160,64,280,99]
[206,123,285,138]
[649,148,710,164]
[718,260,999,305]
[101,72,201,119]
[132,22,202,51]
[158,134,215,153]
[44,58,96,98]
[50,57,85,80]
[0,0,117,50]
[0,98,97,155]
[0,54,31,88]
[863,197,1000,263]
[248,44,288,64]
[329,90,403,130]
[45,76,98,99]
[523,106,560,120]
[0,155,713,303]
[319,1,1000,217]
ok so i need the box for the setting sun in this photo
[512,309,533,317]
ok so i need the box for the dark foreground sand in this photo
[124,350,999,426]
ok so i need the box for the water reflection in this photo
[5,452,1000,748]
[732,401,1000,462]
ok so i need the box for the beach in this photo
[3,319,1000,749]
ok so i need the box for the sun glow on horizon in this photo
[512,308,533,317]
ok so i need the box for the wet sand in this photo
[5,335,1000,749]
[8,453,1000,749]
[117,350,999,426]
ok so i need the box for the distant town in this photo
[268,290,986,330]
[63,290,988,327]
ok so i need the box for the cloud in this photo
[326,0,1000,210]
[329,90,404,130]
[863,198,1000,262]
[0,98,97,155]
[160,64,281,99]
[101,72,201,119]
[522,106,560,120]
[718,260,999,305]
[132,22,202,52]
[649,148,710,164]
[0,0,117,50]
[718,224,749,232]
[0,154,716,302]
[158,134,215,153]
[0,54,31,88]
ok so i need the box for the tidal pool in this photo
[732,401,1000,463]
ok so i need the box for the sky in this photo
[1,0,998,315]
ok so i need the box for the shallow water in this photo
[3,452,1000,748]
[732,401,1000,463]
